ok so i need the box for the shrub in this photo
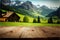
[23,16,29,22]
[48,17,53,23]
[33,19,37,23]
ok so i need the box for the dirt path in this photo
[0,26,60,38]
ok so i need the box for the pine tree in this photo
[37,16,40,23]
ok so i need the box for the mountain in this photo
[38,5,54,16]
[10,0,22,6]
[1,1,41,18]
[2,0,11,6]
[0,0,1,8]
[2,0,11,3]
[13,1,40,18]
[47,7,60,18]
[15,1,37,10]
[15,1,21,6]
[20,1,33,10]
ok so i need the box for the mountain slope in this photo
[38,5,54,16]
[47,7,60,18]
[1,1,46,18]
[12,1,41,18]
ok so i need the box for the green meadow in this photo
[0,13,60,27]
[0,10,60,27]
[0,22,60,27]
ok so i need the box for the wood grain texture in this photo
[0,26,60,38]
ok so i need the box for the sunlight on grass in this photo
[0,22,60,27]
[17,13,34,22]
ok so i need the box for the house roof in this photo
[3,11,14,17]
[0,11,13,22]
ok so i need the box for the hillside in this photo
[38,5,54,16]
[0,9,34,22]
[1,1,44,18]
[1,0,56,21]
[47,7,60,18]
[17,13,34,22]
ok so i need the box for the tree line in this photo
[23,16,60,24]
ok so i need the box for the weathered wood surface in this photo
[0,26,60,38]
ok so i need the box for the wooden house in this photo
[0,11,20,22]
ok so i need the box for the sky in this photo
[14,0,60,8]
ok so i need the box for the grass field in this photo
[0,22,60,27]
[17,13,34,22]
[0,10,60,27]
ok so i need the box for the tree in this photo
[57,19,60,24]
[33,19,37,23]
[37,16,41,23]
[23,16,29,22]
[48,17,53,23]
